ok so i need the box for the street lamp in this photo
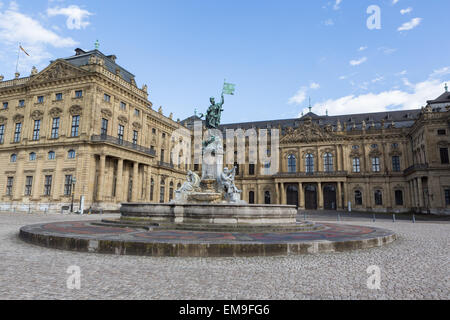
[71,177,77,213]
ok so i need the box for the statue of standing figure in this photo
[199,94,225,129]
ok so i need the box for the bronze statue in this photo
[199,94,225,129]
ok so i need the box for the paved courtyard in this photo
[0,212,448,300]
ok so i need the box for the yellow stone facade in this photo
[0,48,449,214]
[0,49,189,213]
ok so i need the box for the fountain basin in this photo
[120,203,297,226]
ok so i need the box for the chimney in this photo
[75,48,86,56]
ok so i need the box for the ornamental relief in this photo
[349,149,362,158]
[301,149,317,159]
[132,122,142,130]
[69,105,83,116]
[281,118,338,144]
[101,109,113,119]
[32,61,84,83]
[0,116,7,124]
[369,149,382,157]
[118,116,128,124]
[49,107,63,118]
[31,110,44,120]
[13,114,24,123]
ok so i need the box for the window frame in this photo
[287,154,297,173]
[14,122,22,143]
[25,176,33,196]
[71,115,80,137]
[44,175,53,196]
[392,156,401,172]
[372,157,381,172]
[6,177,14,196]
[32,119,41,141]
[51,117,60,139]
[306,154,315,173]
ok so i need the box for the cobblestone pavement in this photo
[0,212,448,300]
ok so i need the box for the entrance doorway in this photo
[323,185,337,210]
[305,185,317,210]
[286,185,299,206]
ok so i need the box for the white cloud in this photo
[392,0,400,5]
[288,82,320,105]
[430,67,450,78]
[333,0,342,10]
[359,46,367,51]
[400,7,413,15]
[371,76,384,83]
[47,5,92,30]
[349,57,367,66]
[395,70,408,76]
[0,2,78,76]
[324,19,334,26]
[398,18,422,31]
[379,47,397,55]
[300,77,448,117]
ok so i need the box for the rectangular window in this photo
[249,164,255,175]
[6,177,13,196]
[152,128,156,134]
[14,123,22,143]
[372,157,381,172]
[374,190,383,206]
[445,189,450,206]
[25,176,33,196]
[104,94,111,102]
[71,115,80,137]
[75,90,83,98]
[44,175,52,196]
[440,148,449,164]
[395,190,404,206]
[101,118,108,136]
[438,129,447,136]
[160,149,165,162]
[132,130,138,145]
[3,102,8,109]
[120,102,126,110]
[18,100,25,107]
[37,96,44,104]
[134,109,140,117]
[51,117,60,139]
[392,156,401,172]
[33,120,41,141]
[160,186,165,203]
[353,158,361,173]
[56,93,63,101]
[118,125,124,143]
[0,124,4,144]
[64,175,73,196]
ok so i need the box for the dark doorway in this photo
[286,185,299,206]
[305,185,317,210]
[323,185,337,210]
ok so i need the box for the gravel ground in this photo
[0,212,448,300]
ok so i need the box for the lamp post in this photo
[71,177,77,213]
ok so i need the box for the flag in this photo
[19,45,30,56]
[223,82,236,95]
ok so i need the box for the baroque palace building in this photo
[0,48,449,214]
[0,48,190,213]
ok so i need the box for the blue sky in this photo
[0,0,449,124]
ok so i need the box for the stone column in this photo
[281,183,286,205]
[13,153,25,201]
[132,162,139,202]
[417,177,424,208]
[298,182,304,209]
[116,158,124,202]
[414,179,419,208]
[97,154,106,201]
[337,182,342,210]
[275,183,280,204]
[32,155,44,200]
[144,165,150,202]
[344,182,349,210]
[318,182,323,210]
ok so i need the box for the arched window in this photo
[29,152,36,161]
[306,154,314,173]
[288,154,297,173]
[249,191,255,204]
[395,190,404,206]
[48,151,56,160]
[177,183,182,189]
[353,157,361,173]
[355,190,363,205]
[324,153,333,172]
[374,190,383,206]
[169,182,174,201]
[68,150,76,159]
[150,178,154,201]
[10,154,17,163]
[264,191,271,205]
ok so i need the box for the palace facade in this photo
[0,48,449,214]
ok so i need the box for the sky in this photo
[0,0,449,124]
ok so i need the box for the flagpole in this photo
[15,42,21,74]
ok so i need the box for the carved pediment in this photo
[132,122,142,130]
[49,107,63,118]
[31,110,44,120]
[29,60,89,84]
[101,108,112,119]
[13,114,24,123]
[369,149,382,157]
[69,105,83,116]
[281,119,338,144]
[118,116,128,124]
